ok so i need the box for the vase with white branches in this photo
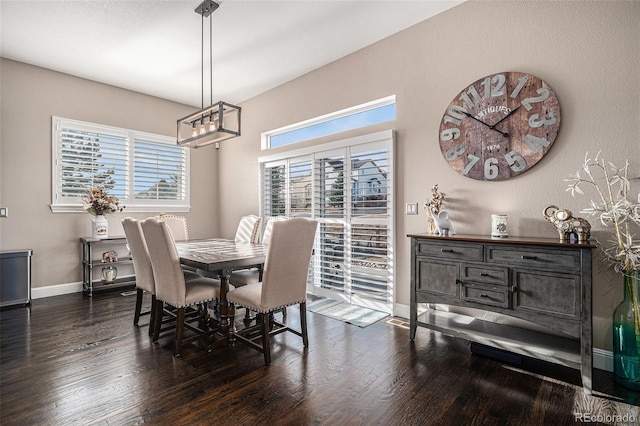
[566,152,640,389]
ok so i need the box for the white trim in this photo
[261,95,396,150]
[259,129,394,163]
[594,348,613,372]
[31,281,83,299]
[49,205,191,213]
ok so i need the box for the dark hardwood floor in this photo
[2,290,640,425]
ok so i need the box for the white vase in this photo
[92,215,108,239]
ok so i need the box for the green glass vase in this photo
[613,270,640,390]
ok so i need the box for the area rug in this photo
[306,298,389,328]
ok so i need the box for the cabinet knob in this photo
[521,255,538,260]
[441,249,455,253]
[480,273,490,277]
[511,286,518,293]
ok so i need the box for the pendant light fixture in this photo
[177,0,241,149]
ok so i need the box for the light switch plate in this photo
[405,203,418,215]
[0,207,7,217]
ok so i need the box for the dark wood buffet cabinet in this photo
[408,233,595,394]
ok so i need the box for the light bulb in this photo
[191,125,198,137]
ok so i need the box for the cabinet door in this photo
[512,269,580,320]
[416,258,459,302]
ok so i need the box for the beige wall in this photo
[0,59,220,289]
[218,0,639,350]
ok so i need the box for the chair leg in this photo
[148,294,157,336]
[134,288,143,325]
[174,307,185,357]
[261,311,271,365]
[153,299,163,343]
[300,302,308,347]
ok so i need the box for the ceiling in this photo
[0,0,463,107]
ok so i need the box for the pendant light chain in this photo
[201,13,204,110]
[210,14,213,106]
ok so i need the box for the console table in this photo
[408,233,595,393]
[81,237,135,296]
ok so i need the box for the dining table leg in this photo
[217,271,236,344]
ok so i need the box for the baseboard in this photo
[393,302,409,320]
[31,282,83,299]
[393,302,614,372]
[594,348,613,372]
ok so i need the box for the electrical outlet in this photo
[0,207,7,217]
[405,203,418,215]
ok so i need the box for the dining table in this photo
[175,238,267,347]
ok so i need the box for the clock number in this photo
[525,134,551,152]
[504,150,527,172]
[443,115,461,126]
[480,74,506,98]
[528,112,557,128]
[521,88,550,111]
[445,143,465,161]
[491,74,506,97]
[443,105,467,126]
[510,76,529,99]
[484,157,499,180]
[459,86,482,109]
[463,154,480,176]
[440,128,461,142]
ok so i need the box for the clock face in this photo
[439,71,561,181]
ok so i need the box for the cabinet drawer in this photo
[461,263,508,285]
[417,241,483,262]
[486,246,580,272]
[462,283,510,308]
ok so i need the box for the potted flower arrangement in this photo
[566,152,640,389]
[82,187,124,239]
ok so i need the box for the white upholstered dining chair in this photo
[227,218,317,364]
[122,217,158,335]
[234,214,262,243]
[230,216,288,288]
[141,217,225,356]
[156,214,189,241]
[123,217,204,337]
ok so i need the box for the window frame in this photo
[50,116,190,213]
[261,95,396,150]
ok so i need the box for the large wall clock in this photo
[438,71,561,181]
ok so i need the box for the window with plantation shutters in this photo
[260,130,394,314]
[134,138,186,201]
[51,117,190,213]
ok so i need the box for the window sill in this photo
[50,204,191,214]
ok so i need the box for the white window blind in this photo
[134,138,187,201]
[262,162,287,217]
[51,117,190,213]
[260,130,394,313]
[58,125,128,200]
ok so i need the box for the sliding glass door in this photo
[260,131,394,314]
